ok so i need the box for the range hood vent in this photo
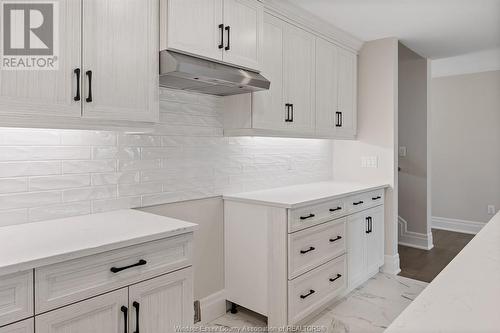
[159,50,270,96]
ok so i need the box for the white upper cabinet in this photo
[336,48,357,138]
[163,0,263,71]
[82,0,159,122]
[0,0,82,119]
[164,0,224,61]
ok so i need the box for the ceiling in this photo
[287,0,500,59]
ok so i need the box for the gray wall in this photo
[398,43,429,234]
[431,70,500,222]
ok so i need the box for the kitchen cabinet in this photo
[0,0,158,128]
[347,206,384,289]
[163,0,263,71]
[336,48,357,138]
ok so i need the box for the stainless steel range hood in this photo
[159,50,270,96]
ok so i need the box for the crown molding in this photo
[261,0,364,53]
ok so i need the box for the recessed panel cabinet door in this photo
[336,48,357,137]
[129,268,194,333]
[0,319,34,333]
[222,0,263,71]
[315,38,339,137]
[252,13,285,130]
[347,212,366,289]
[365,206,384,274]
[283,24,315,133]
[82,0,158,122]
[165,0,223,61]
[0,0,81,118]
[36,289,128,333]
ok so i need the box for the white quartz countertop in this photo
[223,181,390,208]
[0,209,197,276]
[386,211,500,332]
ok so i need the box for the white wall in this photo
[431,70,500,224]
[398,43,429,237]
[0,88,333,227]
[333,37,400,274]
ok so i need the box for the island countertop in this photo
[386,211,500,332]
[0,209,197,276]
[223,181,390,208]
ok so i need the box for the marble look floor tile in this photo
[206,273,427,333]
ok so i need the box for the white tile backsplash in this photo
[0,88,333,226]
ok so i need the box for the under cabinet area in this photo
[224,183,387,327]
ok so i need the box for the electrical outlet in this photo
[399,146,407,157]
[194,300,201,323]
[487,205,496,215]
[361,156,378,168]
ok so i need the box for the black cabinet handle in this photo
[300,246,315,254]
[329,207,342,212]
[300,289,315,299]
[329,236,342,243]
[369,217,373,233]
[300,213,315,220]
[336,111,343,127]
[225,26,230,51]
[73,68,80,101]
[290,104,294,122]
[353,201,364,206]
[85,70,92,102]
[372,196,382,201]
[285,104,292,122]
[133,301,140,333]
[365,217,370,234]
[110,259,147,273]
[121,306,128,333]
[329,274,342,282]
[218,24,224,49]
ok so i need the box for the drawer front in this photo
[288,255,346,324]
[0,318,34,333]
[288,219,346,279]
[35,233,193,313]
[346,189,384,214]
[0,271,33,327]
[289,198,346,233]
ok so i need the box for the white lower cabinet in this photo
[0,319,34,333]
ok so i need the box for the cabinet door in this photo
[336,49,357,137]
[251,13,285,130]
[222,0,263,71]
[165,0,223,61]
[36,289,128,333]
[283,24,315,133]
[0,0,81,118]
[315,38,339,137]
[347,212,366,290]
[129,268,194,333]
[82,0,158,122]
[365,206,385,275]
[0,318,33,333]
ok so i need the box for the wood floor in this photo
[398,229,474,283]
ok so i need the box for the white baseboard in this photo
[398,216,434,250]
[432,216,486,235]
[198,289,227,324]
[382,254,401,275]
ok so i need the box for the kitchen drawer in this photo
[0,271,33,327]
[288,218,346,279]
[35,233,193,313]
[288,198,346,233]
[345,189,384,214]
[0,318,34,333]
[288,255,346,324]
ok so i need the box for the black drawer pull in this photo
[300,213,315,220]
[329,236,342,243]
[329,273,342,282]
[225,26,231,51]
[110,259,147,273]
[133,301,140,333]
[372,196,382,200]
[218,24,224,49]
[353,201,364,206]
[300,246,315,254]
[329,207,342,212]
[85,70,92,102]
[73,68,80,101]
[121,306,128,333]
[300,289,315,299]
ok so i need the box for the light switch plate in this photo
[361,156,378,168]
[399,146,407,157]
[488,205,496,215]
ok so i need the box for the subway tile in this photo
[63,185,117,202]
[29,174,90,191]
[0,177,28,194]
[0,191,61,210]
[118,182,163,196]
[0,209,28,227]
[63,160,116,174]
[29,201,91,222]
[141,147,180,159]
[0,161,61,177]
[0,146,90,161]
[60,130,116,146]
[118,159,161,171]
[118,134,161,147]
[0,128,60,145]
[92,146,141,160]
[91,172,140,185]
[92,196,142,213]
